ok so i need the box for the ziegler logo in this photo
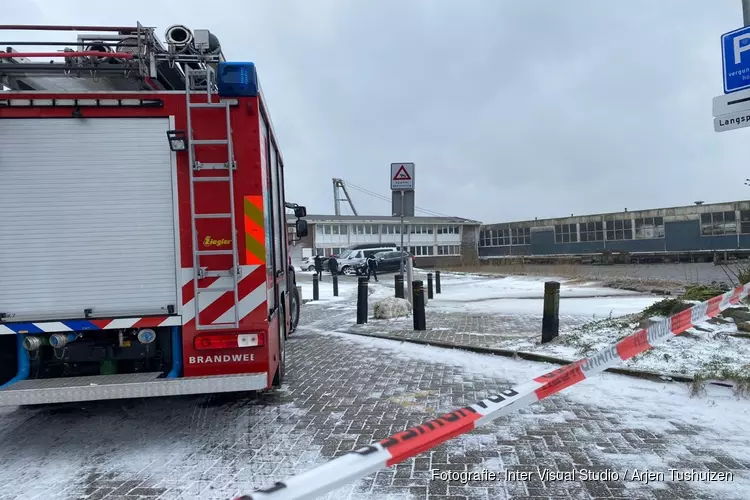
[204,236,232,247]
[188,354,254,364]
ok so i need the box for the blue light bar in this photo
[217,62,259,97]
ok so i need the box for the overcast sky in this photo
[8,1,750,223]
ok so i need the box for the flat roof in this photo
[482,199,750,227]
[286,214,481,225]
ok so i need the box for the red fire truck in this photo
[0,22,307,405]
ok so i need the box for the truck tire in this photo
[272,301,286,388]
[289,285,300,334]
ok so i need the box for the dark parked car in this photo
[373,250,416,273]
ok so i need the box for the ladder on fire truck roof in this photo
[1,24,242,329]
[186,65,241,330]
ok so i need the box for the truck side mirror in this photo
[294,206,307,218]
[296,219,308,238]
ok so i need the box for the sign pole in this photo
[744,0,750,26]
[391,162,414,282]
[399,189,405,278]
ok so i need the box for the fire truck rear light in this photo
[194,332,264,350]
[238,333,261,347]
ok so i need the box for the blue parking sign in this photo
[722,25,750,93]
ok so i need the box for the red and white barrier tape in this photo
[236,283,750,500]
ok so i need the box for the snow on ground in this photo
[510,313,750,382]
[424,274,663,318]
[319,330,750,496]
[403,272,749,382]
[297,277,357,305]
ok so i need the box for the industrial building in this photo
[287,215,481,267]
[478,200,750,262]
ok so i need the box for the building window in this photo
[339,225,347,234]
[554,224,578,243]
[438,245,461,255]
[741,211,750,234]
[412,245,435,256]
[365,224,378,235]
[701,211,737,236]
[634,217,665,239]
[409,224,434,235]
[437,225,459,235]
[603,220,631,241]
[332,225,340,235]
[510,227,531,245]
[578,221,604,242]
[570,221,604,241]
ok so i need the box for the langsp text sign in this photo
[714,109,750,132]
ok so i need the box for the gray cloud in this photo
[6,1,749,223]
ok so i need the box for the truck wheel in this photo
[272,302,286,388]
[289,286,300,334]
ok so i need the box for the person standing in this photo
[366,253,378,282]
[327,254,338,277]
[314,254,323,281]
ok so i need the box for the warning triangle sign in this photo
[393,165,412,181]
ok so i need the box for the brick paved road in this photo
[325,272,590,352]
[0,282,748,500]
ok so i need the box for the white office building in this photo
[287,215,481,267]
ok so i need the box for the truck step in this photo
[194,213,231,219]
[188,102,229,109]
[193,176,230,183]
[196,323,240,331]
[200,270,236,278]
[197,286,234,293]
[196,250,233,256]
[0,372,268,406]
[191,139,228,146]
[193,162,233,170]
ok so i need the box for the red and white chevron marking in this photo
[180,265,268,326]
[238,283,750,500]
[0,316,182,335]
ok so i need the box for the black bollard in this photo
[412,280,426,331]
[312,273,319,301]
[395,274,404,299]
[357,277,368,324]
[427,273,434,299]
[333,273,339,297]
[541,281,560,343]
[435,270,441,294]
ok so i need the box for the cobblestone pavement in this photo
[344,309,587,353]
[0,287,748,500]
[326,274,589,352]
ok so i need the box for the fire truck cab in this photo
[0,22,307,405]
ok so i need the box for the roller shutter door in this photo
[0,117,179,320]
